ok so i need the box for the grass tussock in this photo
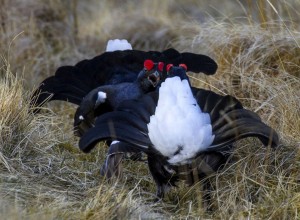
[1,0,300,219]
[0,60,165,219]
[177,22,300,143]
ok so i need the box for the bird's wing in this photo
[31,49,217,108]
[31,51,143,108]
[180,52,218,75]
[79,92,159,153]
[192,88,279,153]
[151,48,218,75]
[79,87,279,154]
[73,86,114,137]
[30,66,92,106]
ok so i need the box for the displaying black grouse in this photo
[31,48,218,110]
[31,43,219,178]
[73,59,164,137]
[78,64,279,200]
[72,60,166,178]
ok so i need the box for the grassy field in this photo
[1,0,300,219]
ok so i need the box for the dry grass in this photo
[0,61,167,219]
[1,0,300,219]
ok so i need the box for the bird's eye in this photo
[158,62,164,72]
[144,59,154,71]
[166,64,173,74]
[179,63,187,71]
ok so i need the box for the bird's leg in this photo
[100,151,124,179]
[100,141,125,179]
[194,152,231,211]
[154,184,166,202]
[147,155,175,202]
[201,178,214,212]
[100,141,142,179]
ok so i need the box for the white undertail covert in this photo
[106,39,133,52]
[147,76,215,165]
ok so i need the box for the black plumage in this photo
[78,65,279,200]
[31,48,218,108]
[30,48,219,178]
[73,60,164,137]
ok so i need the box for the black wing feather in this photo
[181,52,218,75]
[79,121,151,153]
[192,88,279,150]
[79,92,159,153]
[31,49,217,108]
[115,93,158,122]
[78,90,160,153]
[79,87,279,154]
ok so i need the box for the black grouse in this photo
[31,44,218,111]
[78,64,279,200]
[31,40,219,177]
[73,59,164,137]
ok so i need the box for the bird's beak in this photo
[148,71,160,87]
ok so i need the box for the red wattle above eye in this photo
[144,60,154,71]
[166,64,173,72]
[158,62,164,72]
[179,63,187,71]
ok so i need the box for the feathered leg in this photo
[100,141,142,178]
[196,151,230,211]
[147,155,178,201]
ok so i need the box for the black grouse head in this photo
[137,59,164,91]
[166,63,188,79]
[164,62,191,87]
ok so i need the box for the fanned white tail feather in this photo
[106,39,133,52]
[147,76,215,165]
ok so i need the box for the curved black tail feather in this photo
[192,89,279,151]
[78,85,279,202]
[79,87,279,155]
[31,49,217,109]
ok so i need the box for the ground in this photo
[0,0,300,219]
